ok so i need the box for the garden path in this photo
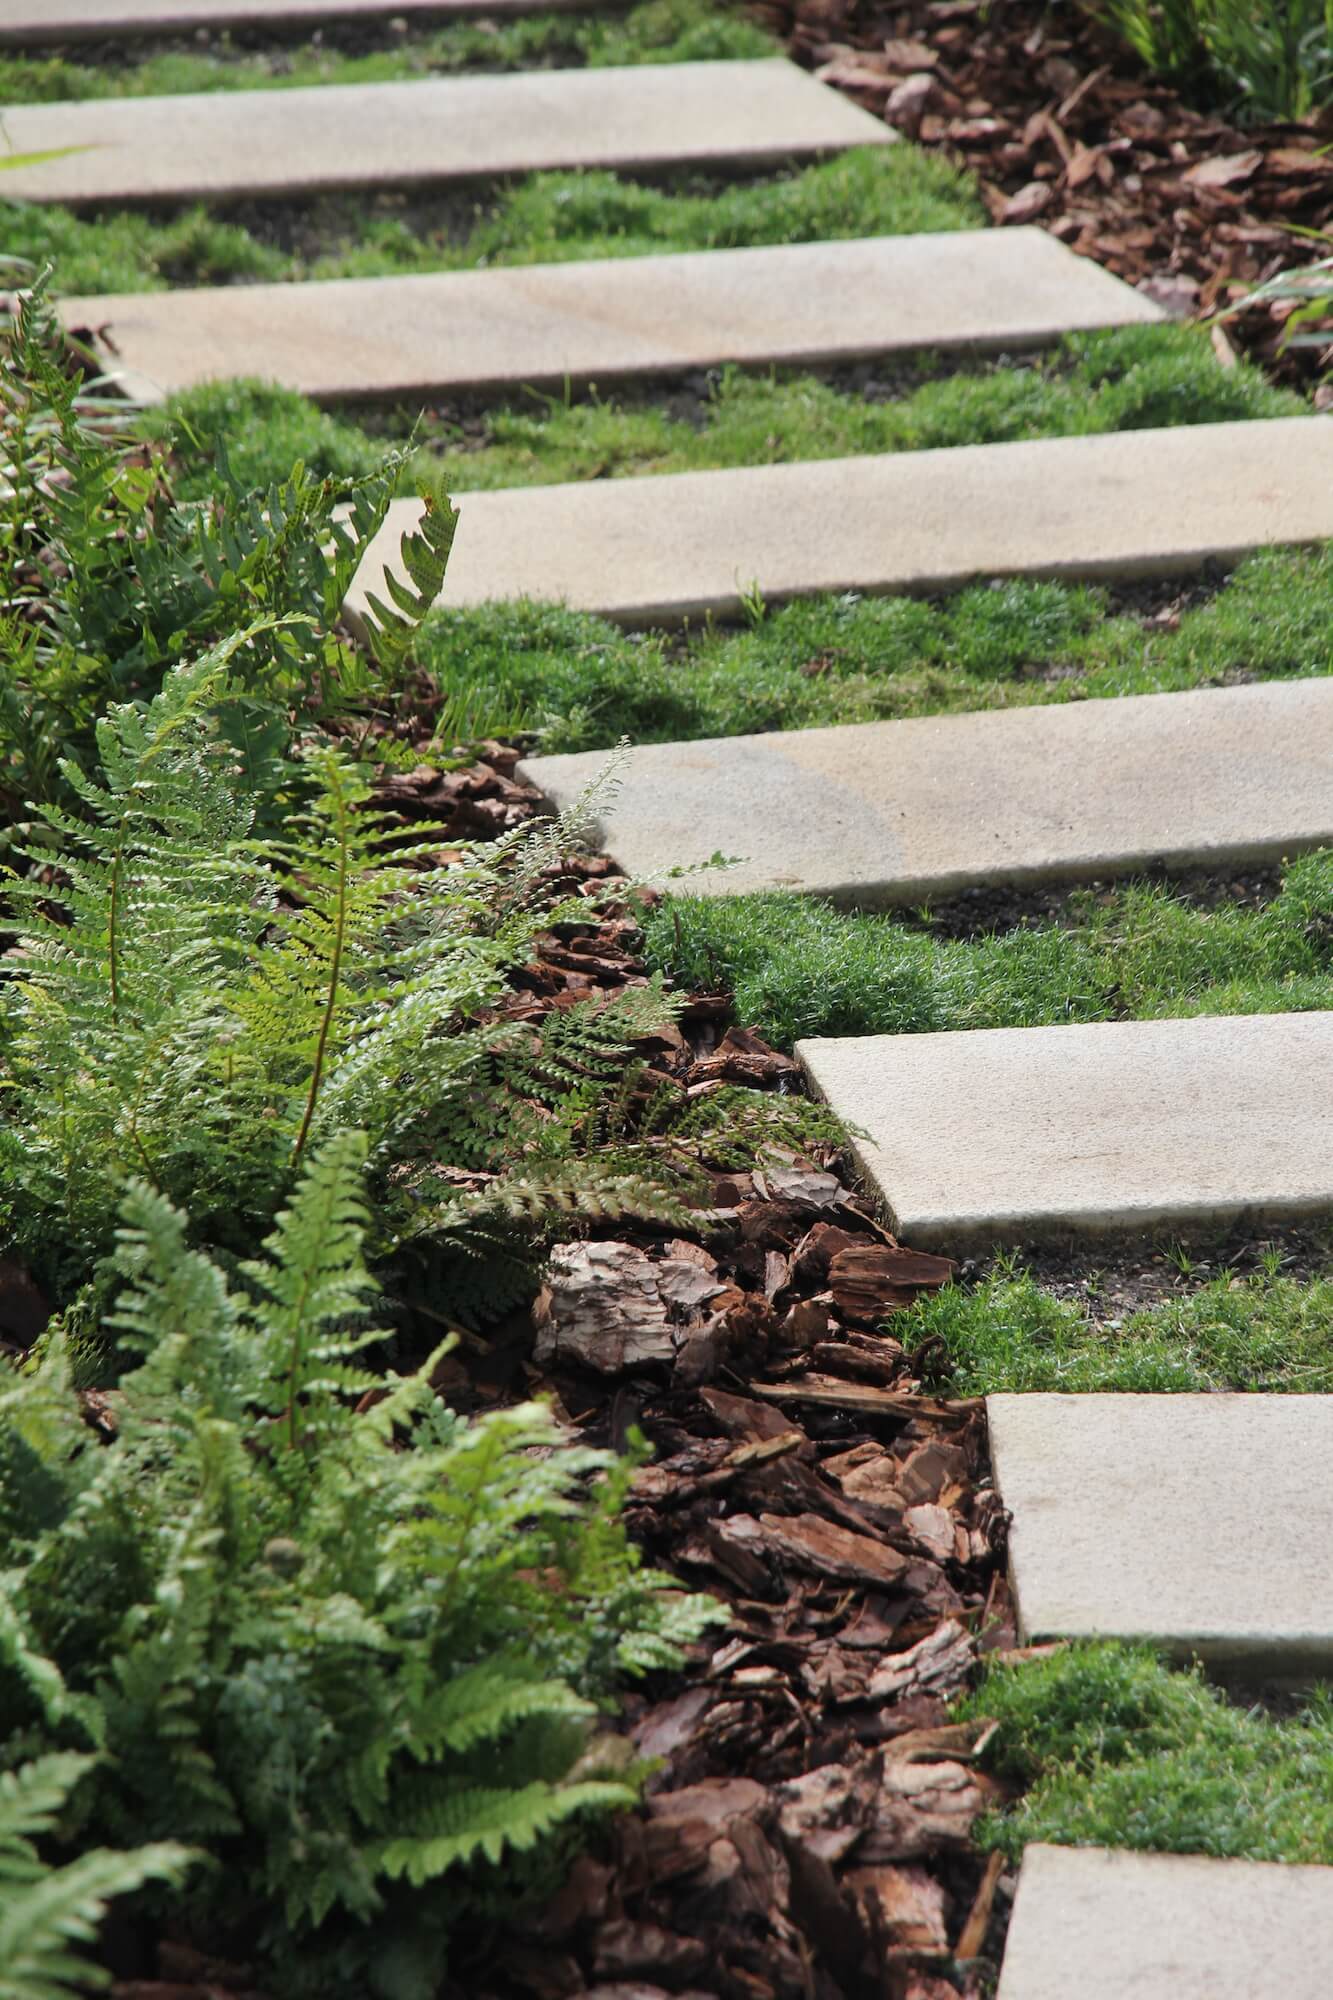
[11,8,1332,1988]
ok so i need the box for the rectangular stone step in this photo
[0,59,889,206]
[60,229,1161,406]
[519,680,1333,906]
[347,415,1333,626]
[0,0,557,43]
[987,1394,1333,1675]
[999,1846,1333,2000]
[798,1012,1333,1248]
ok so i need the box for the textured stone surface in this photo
[348,417,1333,625]
[0,0,555,40]
[0,61,890,205]
[61,229,1160,404]
[518,680,1333,904]
[999,1846,1333,1999]
[797,1012,1333,1248]
[989,1396,1333,1672]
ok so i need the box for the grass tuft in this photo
[7,146,979,297]
[0,0,777,105]
[910,1269,1333,1394]
[150,323,1301,505]
[958,1644,1333,1865]
[406,543,1333,752]
[639,850,1333,1048]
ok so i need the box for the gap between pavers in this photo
[0,59,890,206]
[797,1012,1333,1249]
[347,415,1333,626]
[0,0,560,41]
[988,1394,1333,1674]
[998,1845,1333,1999]
[518,679,1333,905]
[60,229,1161,405]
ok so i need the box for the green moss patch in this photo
[909,1267,1333,1394]
[8,145,978,295]
[958,1644,1333,1865]
[401,542,1333,752]
[639,850,1333,1048]
[0,0,776,104]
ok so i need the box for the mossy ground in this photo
[908,1266,1333,1395]
[958,1645,1333,1866]
[640,851,1332,1047]
[6,144,980,295]
[153,323,1299,499]
[0,0,776,102]
[387,538,1333,752]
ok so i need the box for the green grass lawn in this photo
[641,851,1332,1048]
[959,1645,1333,1865]
[7,146,979,295]
[153,323,1300,500]
[0,0,775,102]
[909,1267,1333,1394]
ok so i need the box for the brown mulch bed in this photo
[364,755,1018,2000]
[767,0,1333,386]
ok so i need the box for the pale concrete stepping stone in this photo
[347,416,1333,625]
[798,1012,1333,1248]
[0,60,889,206]
[0,0,554,42]
[988,1394,1333,1673]
[999,1845,1333,1999]
[518,680,1333,905]
[61,229,1160,406]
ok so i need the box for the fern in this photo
[0,269,438,826]
[0,1145,715,1992]
[356,474,460,678]
[0,679,726,1322]
[0,1755,193,2000]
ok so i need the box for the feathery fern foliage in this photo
[0,268,424,828]
[0,1755,193,2000]
[0,1141,714,1996]
[0,647,739,1325]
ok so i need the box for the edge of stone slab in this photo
[986,1392,1333,1679]
[998,1844,1333,2000]
[795,1023,1333,1252]
[0,0,587,44]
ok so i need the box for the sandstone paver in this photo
[347,416,1333,624]
[998,1845,1333,1999]
[797,1012,1333,1247]
[518,680,1333,904]
[0,60,890,205]
[61,228,1160,405]
[0,0,553,40]
[988,1394,1333,1672]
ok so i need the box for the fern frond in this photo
[0,1757,193,2000]
[373,1777,635,1884]
[360,480,460,676]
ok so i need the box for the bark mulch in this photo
[768,0,1333,386]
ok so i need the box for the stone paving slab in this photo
[60,229,1160,406]
[0,0,553,42]
[0,60,889,206]
[347,416,1333,625]
[797,1012,1333,1248]
[987,1394,1333,1674]
[518,680,1333,905]
[998,1845,1333,1999]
